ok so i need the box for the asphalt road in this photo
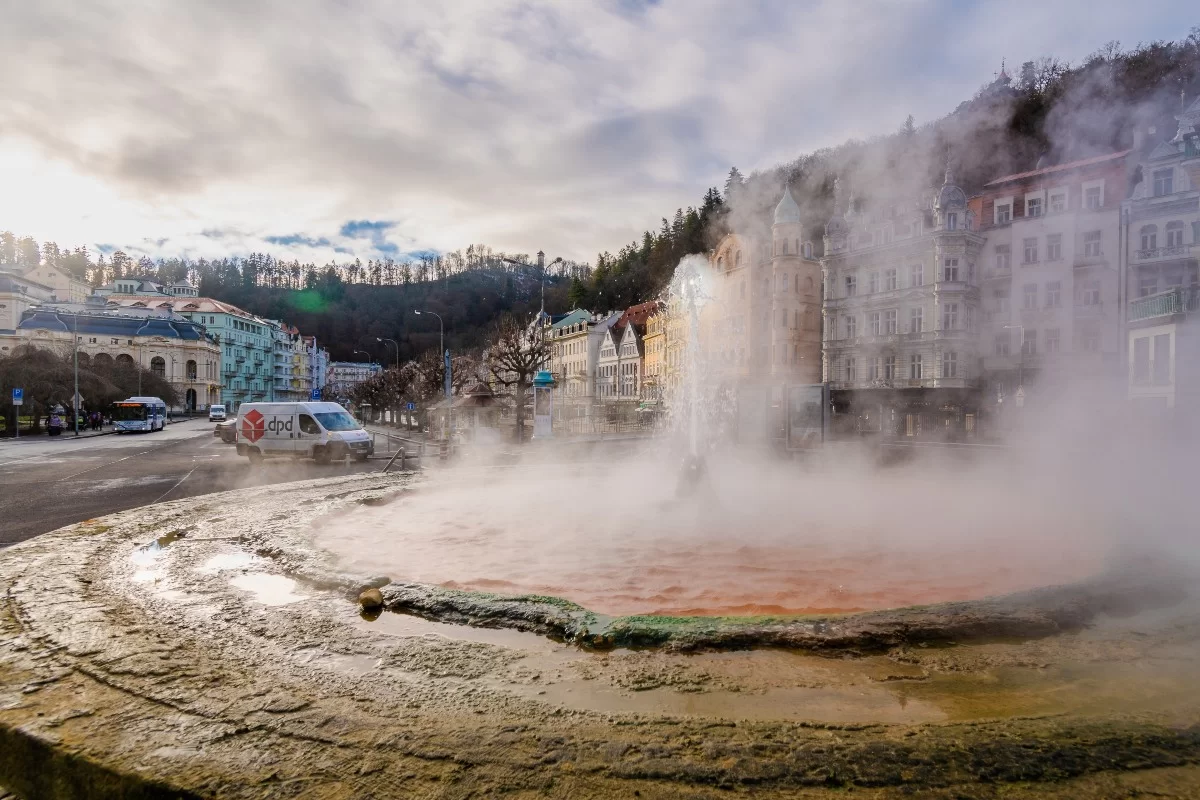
[0,419,381,548]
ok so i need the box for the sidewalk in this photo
[2,416,202,443]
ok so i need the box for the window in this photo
[910,306,924,332]
[946,212,958,230]
[1023,238,1038,264]
[1140,225,1158,251]
[1153,169,1174,197]
[1153,334,1171,384]
[1045,328,1061,353]
[845,315,857,338]
[1132,337,1150,383]
[965,305,976,332]
[299,414,321,435]
[995,245,1011,270]
[995,333,1011,356]
[150,356,166,377]
[1045,281,1061,308]
[1023,283,1038,309]
[1022,330,1036,356]
[1081,281,1100,307]
[942,302,958,330]
[943,258,959,282]
[942,351,958,378]
[1166,221,1185,248]
[883,356,896,381]
[996,293,1010,313]
[1139,276,1158,297]
[867,358,879,381]
[869,312,881,336]
[780,309,787,328]
[868,272,879,293]
[996,204,1011,224]
[845,275,857,296]
[845,357,857,382]
[1082,331,1100,352]
[885,269,898,291]
[1085,186,1102,210]
[909,354,923,380]
[1083,230,1102,258]
[780,240,788,255]
[910,264,924,287]
[1049,192,1066,213]
[803,241,813,258]
[1046,233,1062,261]
[885,309,898,335]
[1026,197,1043,218]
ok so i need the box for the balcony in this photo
[1135,245,1193,263]
[1128,286,1199,323]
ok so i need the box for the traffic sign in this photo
[406,402,415,411]
[11,388,23,407]
[311,388,321,400]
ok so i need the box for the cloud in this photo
[0,0,1192,266]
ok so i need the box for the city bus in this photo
[112,396,168,433]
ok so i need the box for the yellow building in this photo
[642,310,667,402]
[708,189,823,384]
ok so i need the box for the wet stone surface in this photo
[1,472,1199,798]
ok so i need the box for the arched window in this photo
[1166,221,1185,248]
[77,352,91,366]
[803,241,813,259]
[781,240,789,255]
[795,239,800,255]
[151,356,166,378]
[1140,224,1158,251]
[186,359,197,380]
[115,353,134,367]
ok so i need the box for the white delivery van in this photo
[208,404,227,422]
[235,402,374,464]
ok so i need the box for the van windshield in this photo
[314,411,360,431]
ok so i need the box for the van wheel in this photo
[314,446,332,465]
[247,448,264,464]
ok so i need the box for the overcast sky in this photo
[0,1,1192,266]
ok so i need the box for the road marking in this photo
[152,466,198,504]
[54,432,213,482]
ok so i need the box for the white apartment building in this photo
[822,170,986,438]
[970,151,1129,404]
[1122,97,1200,410]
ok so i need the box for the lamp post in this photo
[412,310,446,397]
[502,255,562,328]
[376,337,399,369]
[72,310,79,437]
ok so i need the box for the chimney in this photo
[537,250,545,269]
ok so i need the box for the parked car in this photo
[215,419,238,444]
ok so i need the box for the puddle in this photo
[355,609,566,653]
[130,530,186,566]
[230,573,309,606]
[197,552,255,573]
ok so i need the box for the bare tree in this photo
[486,313,549,442]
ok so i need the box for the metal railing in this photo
[1136,245,1191,261]
[1128,286,1199,322]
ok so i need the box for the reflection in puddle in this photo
[230,573,308,606]
[130,529,185,566]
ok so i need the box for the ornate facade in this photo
[822,170,986,437]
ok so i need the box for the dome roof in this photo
[773,189,801,225]
[934,166,965,210]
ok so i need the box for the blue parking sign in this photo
[311,388,321,400]
[11,388,23,406]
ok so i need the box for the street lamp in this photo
[502,255,562,322]
[72,309,79,437]
[376,337,399,369]
[412,310,447,397]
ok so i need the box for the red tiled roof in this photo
[983,150,1131,187]
[617,300,661,330]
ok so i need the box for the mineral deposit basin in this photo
[316,464,1109,617]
